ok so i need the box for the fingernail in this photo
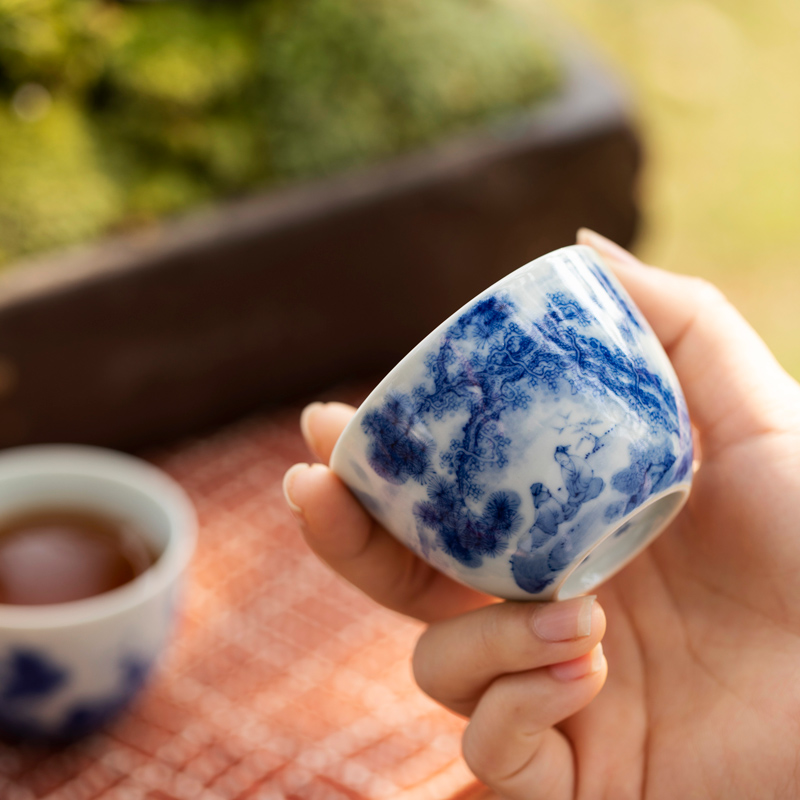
[300,402,324,452]
[550,644,605,682]
[577,228,643,268]
[532,595,596,642]
[283,463,310,519]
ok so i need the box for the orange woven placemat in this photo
[0,403,482,800]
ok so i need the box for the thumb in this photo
[577,229,800,455]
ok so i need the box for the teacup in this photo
[0,445,196,741]
[330,245,693,600]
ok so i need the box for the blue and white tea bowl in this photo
[0,446,196,741]
[330,245,693,601]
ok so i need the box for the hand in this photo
[283,229,800,800]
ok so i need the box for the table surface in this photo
[0,399,487,800]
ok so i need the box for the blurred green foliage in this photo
[0,0,560,265]
[548,0,800,377]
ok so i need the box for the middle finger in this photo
[413,596,605,716]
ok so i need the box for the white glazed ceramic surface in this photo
[0,446,196,740]
[331,245,693,601]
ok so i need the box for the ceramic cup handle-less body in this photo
[331,245,693,601]
[0,446,196,741]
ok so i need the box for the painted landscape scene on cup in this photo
[349,250,693,597]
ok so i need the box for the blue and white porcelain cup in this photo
[0,446,196,741]
[331,245,693,601]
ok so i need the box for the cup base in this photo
[554,486,690,600]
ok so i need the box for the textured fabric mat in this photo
[0,403,481,800]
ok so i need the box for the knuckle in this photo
[477,602,532,664]
[411,628,438,698]
[476,605,504,662]
[487,672,530,723]
[383,549,436,614]
[462,694,558,798]
[687,276,729,309]
[461,721,495,784]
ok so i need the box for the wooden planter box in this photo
[0,48,641,451]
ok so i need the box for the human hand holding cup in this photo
[285,234,800,799]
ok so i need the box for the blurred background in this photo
[549,0,800,378]
[0,0,798,406]
[0,0,560,264]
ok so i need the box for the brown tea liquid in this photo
[0,509,156,606]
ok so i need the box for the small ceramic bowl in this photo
[331,245,693,601]
[0,446,196,741]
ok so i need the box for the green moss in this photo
[260,0,560,180]
[0,0,560,265]
[0,100,122,261]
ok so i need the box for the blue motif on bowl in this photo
[331,246,693,600]
[0,647,154,742]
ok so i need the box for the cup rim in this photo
[0,444,197,629]
[331,243,600,468]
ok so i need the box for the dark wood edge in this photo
[0,44,642,450]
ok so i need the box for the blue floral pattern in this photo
[0,647,153,742]
[334,247,693,598]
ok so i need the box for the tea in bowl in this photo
[330,245,693,601]
[0,445,196,741]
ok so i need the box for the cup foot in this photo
[555,486,689,599]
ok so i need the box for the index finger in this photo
[577,228,800,455]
